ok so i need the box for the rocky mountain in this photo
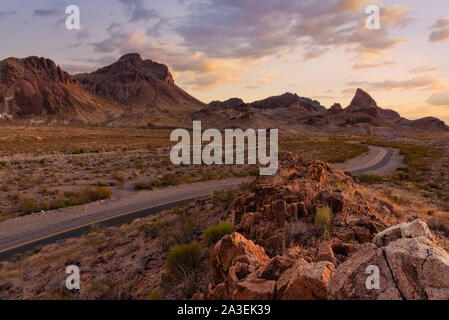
[75,53,205,126]
[1,53,447,133]
[250,92,326,112]
[197,88,449,134]
[208,98,245,109]
[0,54,204,127]
[0,56,122,124]
[297,88,449,135]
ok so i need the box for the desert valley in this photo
[0,52,448,300]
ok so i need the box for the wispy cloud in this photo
[429,17,449,42]
[0,10,16,18]
[118,0,159,23]
[347,76,449,92]
[174,0,411,61]
[352,61,396,69]
[409,66,441,74]
[33,8,60,17]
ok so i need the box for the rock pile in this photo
[206,155,449,300]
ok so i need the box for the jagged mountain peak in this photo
[346,88,378,112]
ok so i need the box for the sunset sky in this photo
[1,0,449,122]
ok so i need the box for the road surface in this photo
[0,178,248,260]
[333,144,403,175]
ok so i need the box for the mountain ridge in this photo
[1,53,447,134]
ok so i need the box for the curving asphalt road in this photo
[0,178,248,261]
[334,144,403,175]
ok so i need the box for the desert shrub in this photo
[18,198,50,215]
[85,223,100,235]
[161,173,181,187]
[85,187,112,202]
[201,171,221,180]
[138,223,161,239]
[114,175,125,188]
[134,181,152,190]
[72,148,85,154]
[203,222,234,246]
[357,174,384,184]
[157,216,196,251]
[213,189,236,209]
[39,187,112,212]
[148,290,161,300]
[33,244,43,254]
[166,242,202,280]
[96,180,108,187]
[13,253,22,262]
[428,217,449,237]
[0,161,7,169]
[314,206,332,235]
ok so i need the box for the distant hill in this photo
[1,54,447,134]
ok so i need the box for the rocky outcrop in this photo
[281,260,334,300]
[209,232,269,284]
[328,103,343,113]
[206,156,449,300]
[374,219,432,247]
[384,237,449,299]
[330,218,449,300]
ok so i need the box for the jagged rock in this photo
[260,255,297,280]
[210,232,269,284]
[233,279,276,300]
[374,219,433,247]
[329,103,343,113]
[384,237,449,300]
[281,261,334,300]
[328,243,402,300]
[316,242,335,263]
[264,232,286,256]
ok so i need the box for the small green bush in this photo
[203,222,234,246]
[0,161,7,169]
[148,290,161,300]
[314,206,332,235]
[166,242,202,279]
